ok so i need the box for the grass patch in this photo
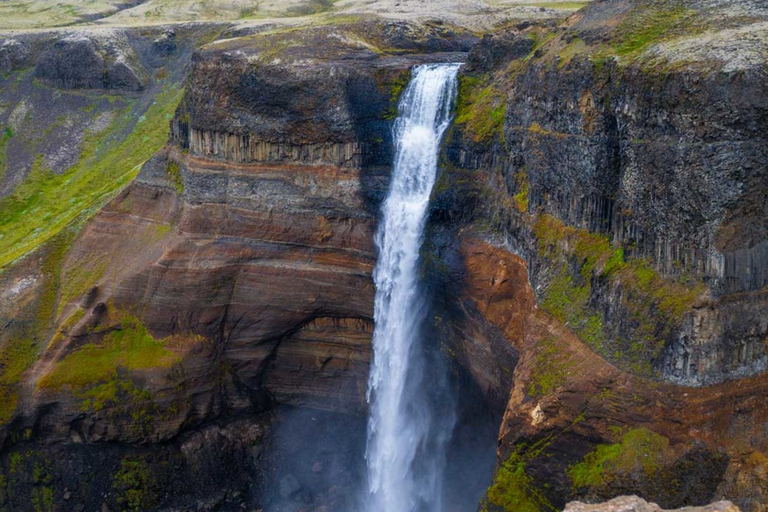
[0,86,183,269]
[0,127,13,185]
[37,311,179,392]
[568,427,670,489]
[0,230,74,425]
[611,5,698,57]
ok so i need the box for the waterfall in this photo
[364,63,461,512]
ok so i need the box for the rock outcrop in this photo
[564,496,741,512]
[34,31,149,91]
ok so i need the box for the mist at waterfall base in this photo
[259,64,498,512]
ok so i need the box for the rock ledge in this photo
[564,496,741,512]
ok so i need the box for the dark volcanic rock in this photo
[0,39,29,74]
[34,33,148,91]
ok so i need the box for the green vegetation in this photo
[483,425,589,512]
[557,38,586,68]
[0,86,183,269]
[611,5,696,57]
[112,456,159,511]
[165,160,184,194]
[568,427,669,489]
[532,214,704,376]
[383,69,412,120]
[519,2,589,9]
[0,230,74,425]
[527,337,572,398]
[513,169,529,213]
[31,459,54,512]
[288,0,335,17]
[56,254,109,318]
[37,311,179,393]
[0,127,13,185]
[455,75,506,144]
[486,451,549,512]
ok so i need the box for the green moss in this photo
[0,230,74,425]
[382,69,412,120]
[0,86,183,269]
[568,428,670,490]
[31,460,54,512]
[165,160,184,194]
[8,453,21,475]
[486,452,546,512]
[37,311,179,392]
[513,169,529,213]
[455,75,506,144]
[532,214,703,376]
[611,5,697,57]
[0,126,13,185]
[528,337,572,398]
[112,456,159,511]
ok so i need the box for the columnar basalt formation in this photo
[423,0,768,509]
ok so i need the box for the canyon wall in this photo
[422,0,768,510]
[0,21,477,511]
[0,3,767,512]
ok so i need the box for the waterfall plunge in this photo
[364,63,461,512]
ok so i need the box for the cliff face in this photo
[0,20,475,511]
[422,0,768,510]
[1,3,767,511]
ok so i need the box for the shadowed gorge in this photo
[0,0,766,511]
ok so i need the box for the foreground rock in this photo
[564,496,741,512]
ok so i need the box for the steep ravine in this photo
[0,3,766,512]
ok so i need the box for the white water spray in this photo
[364,63,461,512]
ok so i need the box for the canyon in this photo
[0,0,766,511]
